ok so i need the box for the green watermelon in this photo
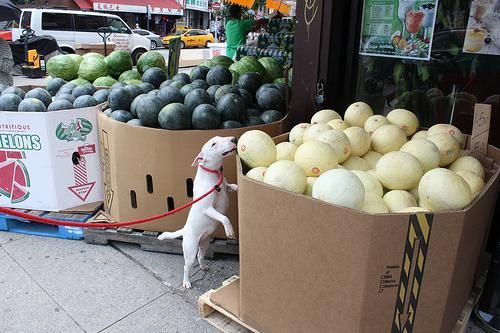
[93,76,118,87]
[244,116,265,127]
[180,84,195,97]
[127,119,143,127]
[67,54,84,68]
[207,85,220,104]
[78,56,108,83]
[2,87,25,99]
[206,65,232,86]
[192,104,221,129]
[119,69,142,82]
[260,110,283,123]
[109,86,133,111]
[105,50,133,79]
[138,82,155,93]
[137,51,166,74]
[83,52,105,60]
[190,66,210,81]
[259,57,284,82]
[25,88,52,107]
[238,88,253,108]
[54,93,76,104]
[210,55,234,68]
[191,79,209,90]
[130,94,147,116]
[158,103,192,130]
[216,93,245,122]
[221,120,242,128]
[257,87,284,112]
[273,77,286,85]
[47,99,74,111]
[74,95,98,108]
[46,55,79,81]
[18,98,47,112]
[111,110,134,122]
[142,68,167,88]
[169,80,186,90]
[70,78,91,86]
[72,84,96,98]
[172,73,191,84]
[46,77,67,96]
[56,83,76,96]
[232,56,269,82]
[0,93,22,111]
[238,72,263,95]
[93,89,109,104]
[160,79,173,89]
[185,89,211,113]
[215,85,240,104]
[125,79,143,85]
[230,70,239,85]
[158,86,183,106]
[136,96,162,128]
[245,108,261,118]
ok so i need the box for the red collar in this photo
[199,165,223,175]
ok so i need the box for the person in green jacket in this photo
[225,5,255,59]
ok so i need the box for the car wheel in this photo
[205,41,210,48]
[61,47,75,54]
[151,40,157,50]
[131,48,147,65]
[181,41,185,49]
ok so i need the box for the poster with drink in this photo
[463,0,500,55]
[359,0,438,60]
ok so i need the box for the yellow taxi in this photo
[162,29,215,48]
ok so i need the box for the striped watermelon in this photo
[230,56,270,83]
[0,150,30,203]
[259,57,284,82]
[209,55,234,68]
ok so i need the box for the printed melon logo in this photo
[55,118,93,142]
[0,150,30,203]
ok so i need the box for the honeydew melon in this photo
[362,193,389,214]
[412,130,428,140]
[364,115,389,135]
[246,167,267,181]
[342,156,371,171]
[303,123,332,142]
[426,133,460,167]
[400,139,440,173]
[317,130,351,163]
[276,142,298,161]
[352,170,383,197]
[238,130,277,168]
[263,160,307,194]
[376,151,423,190]
[327,119,349,131]
[387,109,419,136]
[449,156,485,180]
[371,124,407,154]
[428,124,465,147]
[312,169,365,210]
[344,102,374,127]
[344,127,371,156]
[294,140,338,176]
[383,190,418,212]
[289,123,312,146]
[311,109,341,124]
[456,170,485,197]
[362,151,382,169]
[304,177,317,196]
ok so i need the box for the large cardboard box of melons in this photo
[0,85,105,211]
[229,106,500,332]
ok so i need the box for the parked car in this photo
[162,29,215,48]
[11,9,151,64]
[0,20,13,41]
[132,28,162,50]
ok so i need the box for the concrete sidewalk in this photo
[0,231,238,333]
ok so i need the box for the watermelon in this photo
[238,72,263,95]
[56,83,76,96]
[206,65,232,86]
[160,79,173,89]
[67,54,83,68]
[123,84,142,100]
[221,120,242,129]
[158,103,192,130]
[111,82,126,90]
[191,79,209,90]
[136,96,162,127]
[46,55,79,81]
[180,84,194,97]
[0,84,7,94]
[105,50,133,79]
[18,98,47,112]
[142,67,167,88]
[2,87,25,99]
[173,73,191,85]
[47,99,74,111]
[245,108,261,118]
[215,85,240,104]
[185,89,211,113]
[111,110,134,123]
[258,87,284,112]
[261,110,283,123]
[273,77,286,85]
[130,94,147,116]
[244,116,265,126]
[192,104,221,129]
[207,85,220,104]
[256,83,277,100]
[210,55,234,68]
[108,87,133,111]
[190,66,210,81]
[46,77,67,96]
[124,79,143,85]
[70,78,91,86]
[0,93,22,111]
[74,95,98,108]
[104,108,113,116]
[54,93,76,104]
[119,69,142,82]
[259,57,284,82]
[273,81,290,98]
[78,56,108,83]
[93,89,109,104]
[127,119,143,127]
[216,93,245,122]
[138,82,155,93]
[93,76,118,87]
[137,51,166,74]
[232,56,269,82]
[169,80,186,90]
[25,88,52,107]
[238,88,253,108]
[72,84,96,98]
[148,89,159,97]
[0,152,30,203]
[83,52,105,60]
[158,86,183,106]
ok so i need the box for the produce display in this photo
[238,105,487,214]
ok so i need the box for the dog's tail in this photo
[157,228,184,240]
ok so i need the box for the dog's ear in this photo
[192,152,203,167]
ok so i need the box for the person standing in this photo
[225,5,255,59]
[0,38,14,86]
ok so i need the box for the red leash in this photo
[0,169,224,229]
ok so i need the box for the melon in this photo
[302,123,332,143]
[428,124,465,147]
[362,151,382,169]
[383,190,418,212]
[397,207,430,213]
[304,177,317,196]
[263,160,307,194]
[238,130,277,168]
[294,140,338,176]
[276,142,298,161]
[364,115,389,135]
[371,124,407,154]
[426,133,460,167]
[456,170,485,197]
[367,169,378,179]
[289,123,312,146]
[418,168,473,212]
[376,151,423,190]
[246,167,267,182]
[362,193,389,214]
[317,130,351,163]
[449,156,485,180]
[387,109,419,136]
[311,109,341,124]
[400,139,440,173]
[412,130,428,140]
[352,170,383,197]
[344,102,374,127]
[312,169,365,210]
[342,156,371,171]
[327,119,349,131]
[409,186,420,202]
[343,127,371,156]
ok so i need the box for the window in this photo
[134,29,148,36]
[74,14,106,32]
[20,11,31,29]
[42,13,73,31]
[106,17,130,33]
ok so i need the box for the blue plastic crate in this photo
[0,210,95,240]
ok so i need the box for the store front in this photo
[185,0,210,30]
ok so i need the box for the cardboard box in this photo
[0,87,105,211]
[98,111,286,237]
[235,135,500,333]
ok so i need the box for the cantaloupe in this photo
[327,119,349,131]
[387,109,419,136]
[352,170,383,197]
[342,156,371,171]
[317,129,351,163]
[276,142,298,161]
[263,160,307,194]
[362,193,389,214]
[289,123,312,146]
[397,207,430,213]
[312,169,365,210]
[294,140,338,176]
[304,177,317,196]
[418,168,473,212]
[449,156,485,180]
[371,124,407,154]
[344,127,371,156]
[364,115,389,135]
[302,123,332,143]
[412,130,428,141]
[400,139,440,173]
[311,109,341,124]
[428,124,465,147]
[426,133,460,167]
[238,130,277,168]
[456,170,485,197]
[383,190,418,212]
[246,167,267,181]
[344,102,374,127]
[376,151,423,190]
[362,151,382,169]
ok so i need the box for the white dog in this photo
[158,136,238,289]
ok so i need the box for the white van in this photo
[12,9,151,64]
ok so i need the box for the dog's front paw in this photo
[183,280,192,289]
[157,233,167,241]
[224,226,235,239]
[228,184,238,192]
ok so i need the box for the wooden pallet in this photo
[198,276,259,333]
[84,225,239,258]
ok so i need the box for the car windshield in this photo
[174,31,183,35]
[0,20,13,30]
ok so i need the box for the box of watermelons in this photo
[97,60,290,237]
[0,84,106,211]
